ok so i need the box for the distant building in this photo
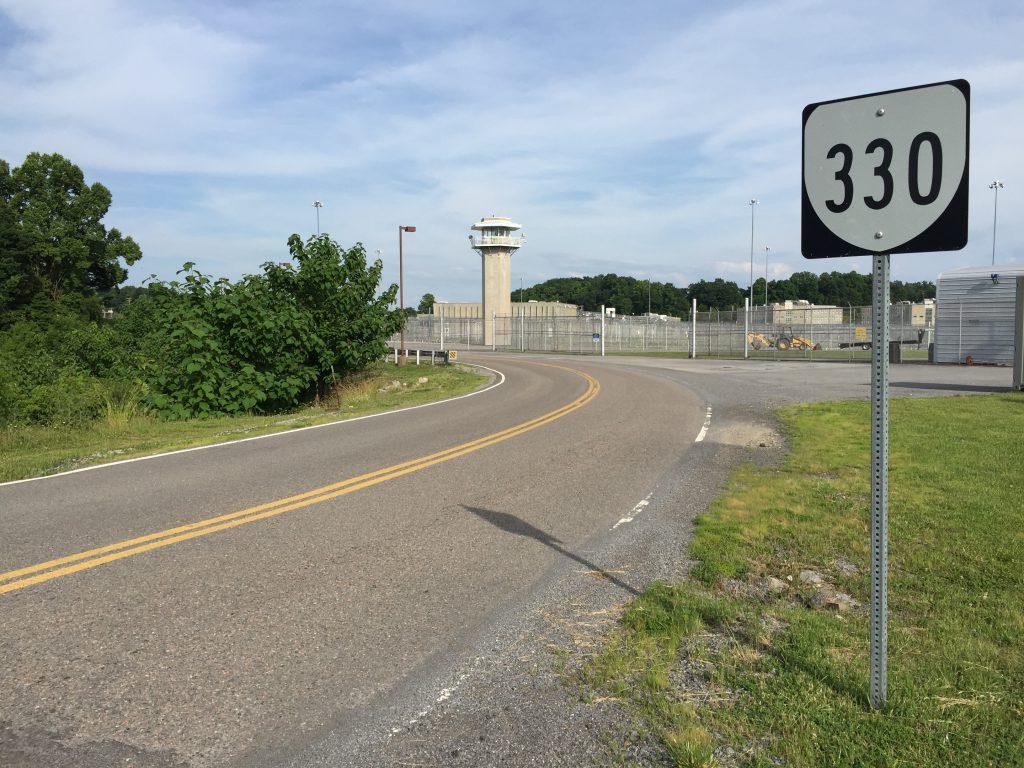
[430,300,578,319]
[767,300,843,325]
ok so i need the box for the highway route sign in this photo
[801,78,970,712]
[802,80,969,258]
[592,332,600,341]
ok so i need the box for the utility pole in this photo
[748,199,759,304]
[990,181,1004,265]
[313,201,324,235]
[398,225,417,364]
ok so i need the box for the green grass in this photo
[0,362,487,483]
[581,393,1024,767]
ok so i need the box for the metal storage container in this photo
[934,265,1024,365]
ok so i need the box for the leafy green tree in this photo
[0,153,141,325]
[417,292,436,313]
[687,278,745,311]
[276,235,403,382]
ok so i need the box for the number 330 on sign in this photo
[801,80,969,259]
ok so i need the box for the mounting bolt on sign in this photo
[801,79,970,710]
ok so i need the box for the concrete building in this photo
[469,215,525,346]
[430,300,578,319]
[767,300,843,325]
[935,265,1024,365]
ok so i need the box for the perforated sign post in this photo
[802,80,970,710]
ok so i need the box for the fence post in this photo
[691,298,697,358]
[416,349,420,365]
[1013,276,1024,391]
[492,312,496,352]
[744,298,750,359]
[600,305,606,357]
[440,306,445,352]
[393,347,398,364]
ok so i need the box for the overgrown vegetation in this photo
[0,152,404,428]
[0,362,486,483]
[581,394,1024,767]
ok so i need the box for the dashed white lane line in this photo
[612,492,653,530]
[694,405,713,442]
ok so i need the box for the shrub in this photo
[22,368,108,427]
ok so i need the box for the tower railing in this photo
[469,235,524,248]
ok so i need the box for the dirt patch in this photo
[712,421,781,449]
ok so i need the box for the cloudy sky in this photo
[1,0,1021,303]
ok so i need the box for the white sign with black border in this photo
[802,79,970,258]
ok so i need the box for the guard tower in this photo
[469,215,525,346]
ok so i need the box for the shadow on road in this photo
[462,505,640,597]
[890,381,1008,393]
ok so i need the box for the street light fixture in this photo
[398,225,416,365]
[312,201,324,235]
[989,181,1004,266]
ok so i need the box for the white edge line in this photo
[612,492,653,530]
[0,364,506,488]
[694,405,712,443]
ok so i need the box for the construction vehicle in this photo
[747,332,774,350]
[747,327,821,351]
[776,327,822,351]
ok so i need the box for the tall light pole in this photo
[990,181,1004,265]
[312,200,324,235]
[763,245,771,323]
[398,225,416,364]
[748,199,759,303]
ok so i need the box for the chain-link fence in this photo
[393,304,934,361]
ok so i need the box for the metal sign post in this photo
[802,79,970,710]
[869,253,890,708]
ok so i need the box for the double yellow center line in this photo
[0,363,598,597]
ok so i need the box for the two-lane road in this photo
[0,357,702,767]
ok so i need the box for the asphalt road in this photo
[0,355,1011,767]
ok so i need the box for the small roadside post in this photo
[802,79,970,710]
[600,305,606,357]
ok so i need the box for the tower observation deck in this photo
[469,216,525,346]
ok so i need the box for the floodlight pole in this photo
[313,201,324,235]
[748,199,758,304]
[989,181,1004,266]
[398,225,417,364]
[869,253,890,710]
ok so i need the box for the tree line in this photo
[0,153,402,427]
[517,272,935,315]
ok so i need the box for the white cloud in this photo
[1,0,1022,302]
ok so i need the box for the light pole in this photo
[989,181,1004,265]
[763,245,771,323]
[748,199,759,303]
[312,200,324,235]
[398,225,416,364]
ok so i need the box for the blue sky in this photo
[1,0,1021,304]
